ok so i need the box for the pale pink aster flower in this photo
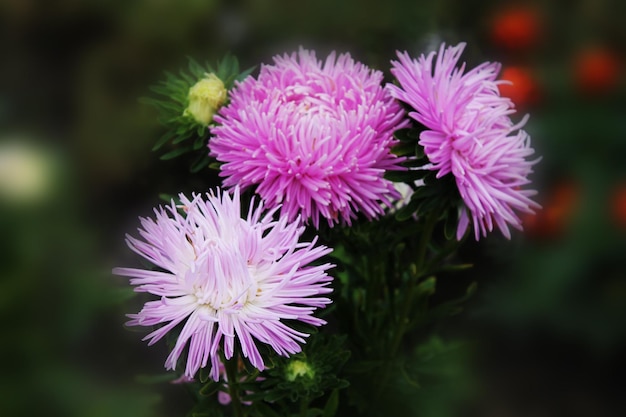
[387,42,539,240]
[113,188,333,380]
[210,48,408,228]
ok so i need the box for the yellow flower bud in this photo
[183,73,227,125]
[285,359,315,381]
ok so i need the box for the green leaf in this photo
[198,366,212,384]
[393,128,419,142]
[414,144,425,159]
[191,154,212,173]
[158,193,174,203]
[384,169,424,182]
[427,281,477,319]
[198,380,220,397]
[152,130,176,151]
[151,99,181,113]
[196,124,206,137]
[148,85,175,97]
[415,276,436,297]
[438,263,474,272]
[394,198,420,221]
[322,389,340,417]
[160,145,194,160]
[465,281,478,296]
[401,158,428,168]
[253,402,283,417]
[444,211,458,240]
[391,141,416,156]
[237,65,256,82]
[187,56,204,76]
[193,134,208,150]
[171,130,193,145]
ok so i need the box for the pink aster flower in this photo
[113,188,333,380]
[210,48,408,228]
[387,42,539,240]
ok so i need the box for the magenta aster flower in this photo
[387,42,539,240]
[113,188,333,380]
[210,48,408,228]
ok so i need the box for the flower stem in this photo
[376,213,438,398]
[390,212,438,353]
[223,353,244,417]
[300,397,310,417]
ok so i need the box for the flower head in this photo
[387,42,539,240]
[113,188,334,380]
[210,48,408,228]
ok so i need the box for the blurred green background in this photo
[1,0,625,416]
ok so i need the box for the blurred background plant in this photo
[1,0,625,416]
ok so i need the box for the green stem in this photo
[390,213,437,354]
[223,352,244,417]
[375,213,438,398]
[300,397,310,417]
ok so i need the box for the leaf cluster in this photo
[386,126,466,239]
[141,55,254,172]
[247,334,350,406]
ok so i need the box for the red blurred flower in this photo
[523,180,578,240]
[498,66,539,109]
[490,5,541,51]
[574,46,621,95]
[611,184,626,229]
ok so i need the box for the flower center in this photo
[190,244,261,318]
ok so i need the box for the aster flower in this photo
[210,48,408,228]
[113,188,333,380]
[387,42,539,240]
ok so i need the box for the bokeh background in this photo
[1,0,625,416]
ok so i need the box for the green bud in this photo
[285,359,315,382]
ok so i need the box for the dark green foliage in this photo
[387,125,467,238]
[255,334,350,404]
